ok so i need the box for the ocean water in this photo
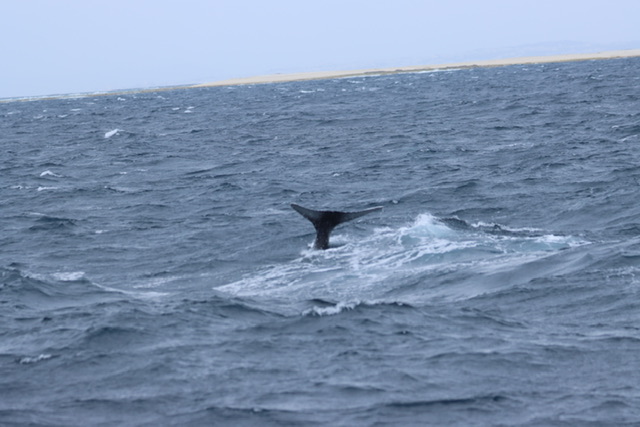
[2,57,640,426]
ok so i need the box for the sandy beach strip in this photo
[193,49,640,88]
[3,49,638,103]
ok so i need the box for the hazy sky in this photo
[1,0,639,98]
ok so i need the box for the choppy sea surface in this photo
[2,57,640,426]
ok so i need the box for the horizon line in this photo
[3,49,640,103]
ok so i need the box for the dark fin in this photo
[291,204,382,249]
[291,204,324,224]
[339,206,384,223]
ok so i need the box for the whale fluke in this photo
[291,204,382,249]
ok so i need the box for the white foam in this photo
[402,213,456,239]
[52,271,85,281]
[104,129,120,138]
[40,170,62,178]
[303,301,359,316]
[37,186,58,191]
[306,300,411,317]
[217,212,586,304]
[621,134,638,142]
[18,354,53,365]
[472,221,542,234]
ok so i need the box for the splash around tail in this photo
[291,204,383,250]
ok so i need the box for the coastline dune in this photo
[194,49,640,88]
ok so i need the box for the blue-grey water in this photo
[2,57,640,426]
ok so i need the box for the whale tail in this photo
[291,203,383,249]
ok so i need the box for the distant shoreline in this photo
[193,49,640,88]
[3,49,639,102]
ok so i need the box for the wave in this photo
[28,215,77,231]
[39,170,63,178]
[104,128,120,138]
[383,394,509,409]
[302,299,413,317]
[16,353,55,365]
[216,212,585,308]
[0,264,124,311]
[175,293,286,319]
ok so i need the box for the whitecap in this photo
[402,213,456,240]
[104,128,120,138]
[472,221,542,234]
[18,354,53,365]
[52,271,85,281]
[40,170,62,178]
[303,301,359,316]
[302,299,409,317]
